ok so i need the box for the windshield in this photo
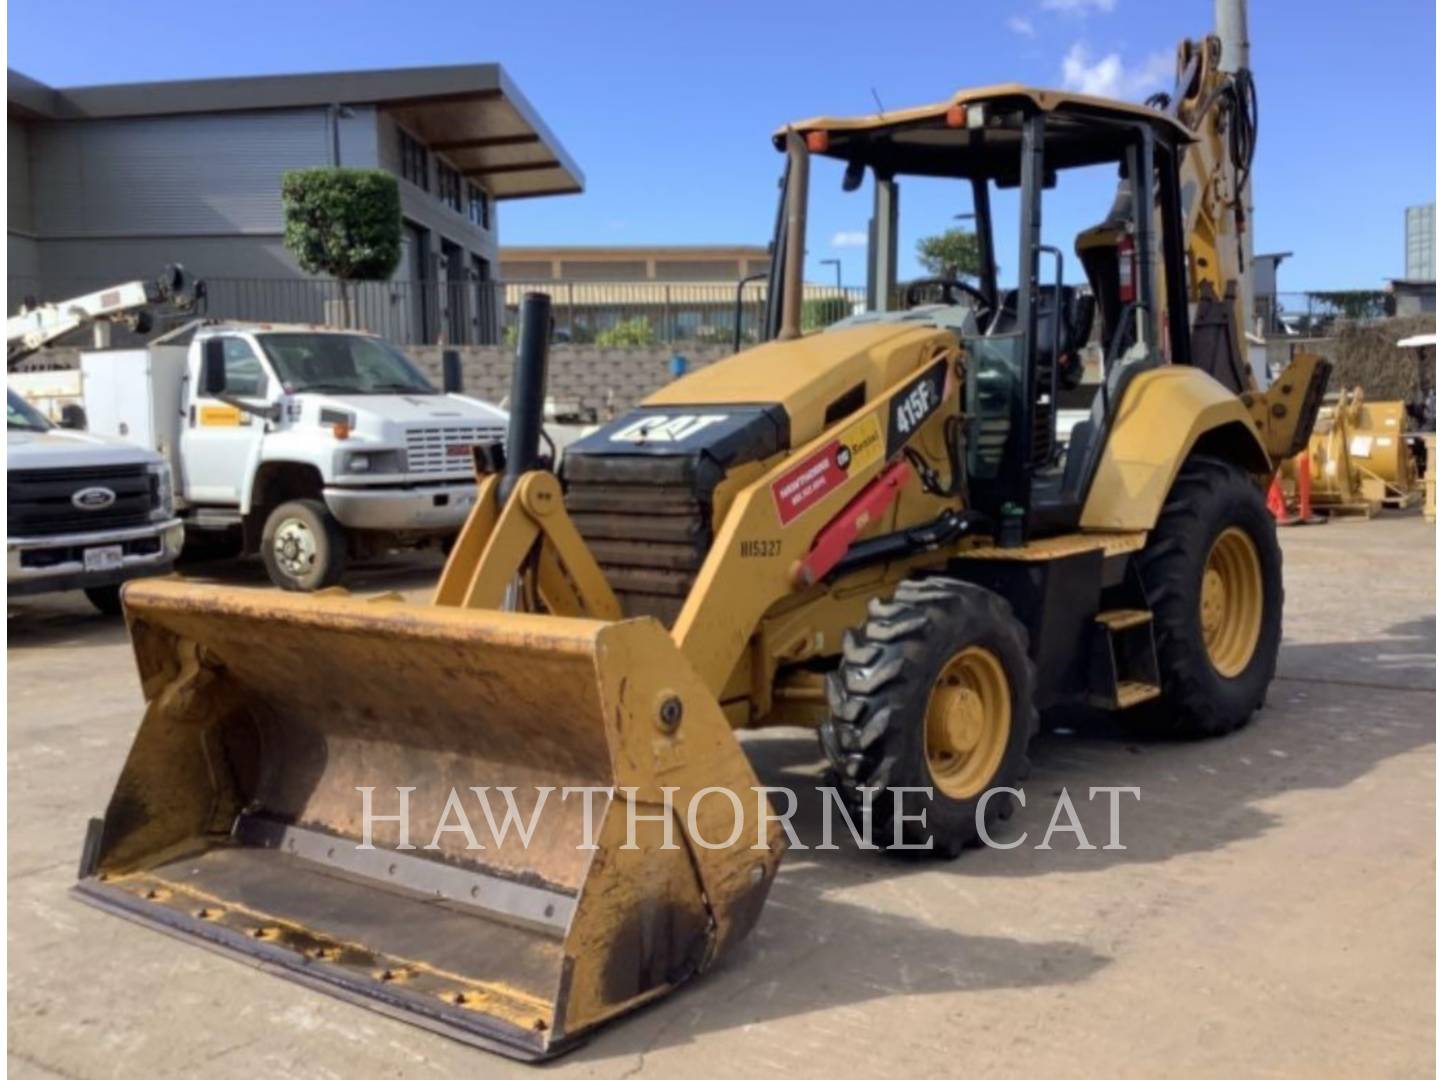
[7,390,53,432]
[257,334,439,395]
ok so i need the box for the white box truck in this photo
[78,320,508,590]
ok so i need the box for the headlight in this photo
[343,449,406,475]
[147,460,174,520]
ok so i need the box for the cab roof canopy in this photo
[775,83,1195,183]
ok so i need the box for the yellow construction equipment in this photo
[1283,388,1423,518]
[76,17,1330,1062]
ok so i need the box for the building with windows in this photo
[1405,203,1435,282]
[495,245,864,345]
[8,65,582,344]
[499,245,772,283]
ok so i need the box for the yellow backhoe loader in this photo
[76,28,1329,1063]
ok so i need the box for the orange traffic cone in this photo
[1267,474,1296,525]
[1293,451,1323,523]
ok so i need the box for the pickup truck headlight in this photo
[343,449,406,475]
[147,461,174,520]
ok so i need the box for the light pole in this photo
[820,258,843,293]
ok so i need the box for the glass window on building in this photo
[399,129,429,191]
[468,184,491,231]
[437,163,463,212]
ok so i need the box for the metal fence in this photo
[1268,291,1397,336]
[500,280,860,346]
[8,275,862,348]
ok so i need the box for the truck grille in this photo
[8,464,156,537]
[404,426,504,475]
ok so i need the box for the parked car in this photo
[7,389,182,614]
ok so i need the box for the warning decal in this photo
[771,413,883,525]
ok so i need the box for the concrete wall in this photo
[28,109,331,239]
[406,344,734,415]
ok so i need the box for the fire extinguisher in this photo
[1117,230,1136,303]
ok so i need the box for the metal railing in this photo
[499,280,861,346]
[1269,291,1398,336]
[7,275,862,348]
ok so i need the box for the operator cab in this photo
[764,84,1198,538]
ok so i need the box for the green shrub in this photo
[801,296,850,331]
[595,317,656,347]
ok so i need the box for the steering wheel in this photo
[903,277,991,317]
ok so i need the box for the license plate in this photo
[83,545,123,572]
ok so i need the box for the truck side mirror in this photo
[201,339,227,396]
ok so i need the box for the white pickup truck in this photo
[77,320,507,590]
[7,389,183,613]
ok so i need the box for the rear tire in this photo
[260,499,347,592]
[1136,455,1283,737]
[819,577,1037,857]
[83,585,123,617]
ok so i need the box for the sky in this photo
[8,0,1437,291]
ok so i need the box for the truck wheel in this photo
[261,499,347,592]
[819,577,1037,858]
[1136,455,1283,737]
[83,585,123,617]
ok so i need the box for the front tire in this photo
[260,498,347,592]
[1136,455,1283,737]
[819,578,1037,857]
[83,585,123,617]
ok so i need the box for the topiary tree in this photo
[282,168,402,328]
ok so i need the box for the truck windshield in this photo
[7,390,53,432]
[257,334,439,395]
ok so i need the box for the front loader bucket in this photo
[75,579,783,1060]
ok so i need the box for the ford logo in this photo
[72,486,117,511]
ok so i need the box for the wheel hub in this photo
[924,646,1011,800]
[273,518,317,578]
[1199,526,1263,678]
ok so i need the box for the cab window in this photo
[216,338,268,397]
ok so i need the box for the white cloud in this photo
[1042,0,1116,13]
[831,231,868,248]
[1007,15,1035,37]
[1061,43,1171,100]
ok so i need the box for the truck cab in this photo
[6,389,183,613]
[81,321,507,590]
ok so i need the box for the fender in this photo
[1081,366,1270,532]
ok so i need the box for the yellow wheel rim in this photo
[924,646,1011,800]
[1200,526,1264,678]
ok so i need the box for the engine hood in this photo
[7,428,163,471]
[642,321,952,447]
[300,392,507,426]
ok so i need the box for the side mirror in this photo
[201,339,227,396]
[59,403,87,430]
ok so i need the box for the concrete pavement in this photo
[7,518,1435,1078]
